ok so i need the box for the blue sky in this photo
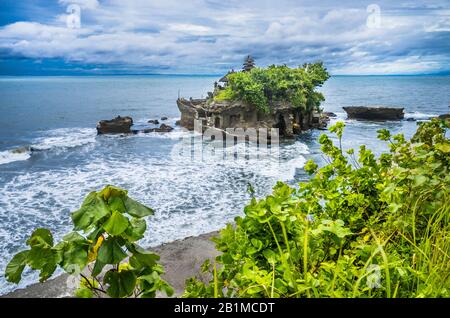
[0,0,449,75]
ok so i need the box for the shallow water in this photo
[0,75,449,294]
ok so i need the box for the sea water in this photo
[0,75,449,294]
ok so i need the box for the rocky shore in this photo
[1,232,219,298]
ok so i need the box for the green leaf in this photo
[97,238,127,265]
[122,218,147,242]
[123,197,154,218]
[103,211,129,236]
[104,270,137,298]
[26,228,53,248]
[5,250,29,283]
[72,192,110,231]
[92,259,106,277]
[27,247,58,282]
[129,245,160,269]
[75,287,93,298]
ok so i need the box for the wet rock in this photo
[437,114,450,121]
[148,119,160,125]
[161,116,168,121]
[158,124,174,132]
[343,106,404,120]
[96,116,133,135]
[322,111,337,117]
[406,117,416,121]
[140,124,174,133]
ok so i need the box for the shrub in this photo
[5,185,173,298]
[184,119,449,298]
[215,62,329,113]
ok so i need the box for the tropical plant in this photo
[5,185,173,298]
[215,62,330,113]
[184,119,449,298]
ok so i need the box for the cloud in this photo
[0,0,449,74]
[58,0,99,10]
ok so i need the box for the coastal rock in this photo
[148,119,160,125]
[161,116,168,121]
[437,114,450,121]
[176,98,325,137]
[158,124,174,132]
[343,106,404,120]
[96,116,133,135]
[140,124,174,133]
[406,117,416,121]
[322,111,337,118]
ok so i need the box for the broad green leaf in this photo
[26,228,53,248]
[122,218,146,242]
[99,185,127,201]
[108,196,126,213]
[62,232,87,243]
[5,250,29,283]
[27,247,58,282]
[123,197,154,218]
[61,244,89,272]
[128,244,160,269]
[75,287,93,298]
[104,270,137,298]
[97,238,127,265]
[72,192,110,231]
[92,259,106,277]
[103,211,129,236]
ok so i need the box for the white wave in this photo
[32,128,96,151]
[404,111,437,120]
[0,137,310,295]
[0,147,31,165]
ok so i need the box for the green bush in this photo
[5,186,173,298]
[184,119,449,298]
[215,62,329,113]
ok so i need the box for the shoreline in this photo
[1,231,219,298]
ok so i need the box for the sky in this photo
[0,0,449,75]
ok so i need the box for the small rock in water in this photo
[406,117,416,121]
[148,119,160,125]
[97,116,133,135]
[140,124,174,133]
[161,116,168,121]
[322,111,337,118]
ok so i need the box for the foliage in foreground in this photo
[184,119,450,298]
[5,186,173,298]
[214,63,330,113]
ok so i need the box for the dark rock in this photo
[177,98,326,136]
[322,111,337,118]
[343,106,404,120]
[161,116,168,121]
[437,114,450,121]
[175,120,181,126]
[148,119,160,125]
[158,124,174,132]
[140,124,174,134]
[97,116,133,135]
[406,117,416,121]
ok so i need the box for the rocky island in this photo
[177,56,330,137]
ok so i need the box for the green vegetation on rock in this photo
[184,119,449,298]
[214,62,330,113]
[5,185,173,298]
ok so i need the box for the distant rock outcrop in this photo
[343,106,404,120]
[97,116,133,134]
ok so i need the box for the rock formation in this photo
[97,116,133,134]
[343,106,404,120]
[176,98,327,137]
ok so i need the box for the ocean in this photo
[0,75,449,294]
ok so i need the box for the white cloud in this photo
[0,0,449,74]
